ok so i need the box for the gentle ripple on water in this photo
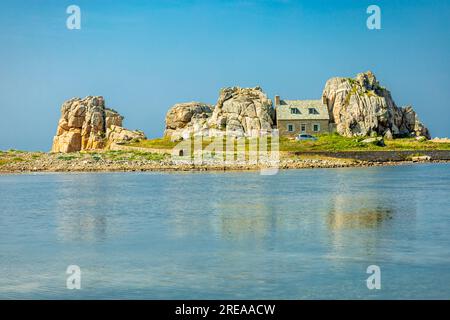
[0,164,449,299]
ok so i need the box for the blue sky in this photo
[0,0,449,150]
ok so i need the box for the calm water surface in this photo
[1,164,449,299]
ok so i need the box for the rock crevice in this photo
[164,86,275,140]
[322,71,430,139]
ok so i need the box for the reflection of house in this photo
[274,95,331,137]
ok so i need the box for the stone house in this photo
[274,95,331,137]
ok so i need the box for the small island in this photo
[1,71,450,173]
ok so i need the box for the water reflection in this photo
[215,202,275,241]
[160,173,218,238]
[1,164,449,299]
[327,207,393,230]
[326,167,415,234]
[325,168,399,258]
[56,213,108,242]
[160,173,280,243]
[53,174,122,242]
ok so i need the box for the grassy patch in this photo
[7,149,26,153]
[280,134,450,152]
[91,154,102,161]
[384,138,450,150]
[135,151,167,161]
[127,138,177,149]
[125,134,450,154]
[0,156,26,166]
[103,150,167,161]
[279,134,373,152]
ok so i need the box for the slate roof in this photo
[276,99,330,120]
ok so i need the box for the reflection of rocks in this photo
[56,213,108,242]
[325,191,397,260]
[53,175,124,242]
[160,174,277,243]
[327,208,392,230]
[217,202,274,240]
[327,192,394,231]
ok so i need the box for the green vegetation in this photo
[280,134,450,152]
[406,152,425,158]
[102,150,167,161]
[0,133,448,170]
[0,155,27,166]
[7,149,25,153]
[384,138,450,150]
[366,90,377,97]
[346,78,357,85]
[128,138,177,149]
[126,134,450,154]
[91,154,102,162]
[0,150,47,167]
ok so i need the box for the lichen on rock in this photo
[322,71,430,139]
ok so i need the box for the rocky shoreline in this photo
[0,150,447,174]
[21,70,441,176]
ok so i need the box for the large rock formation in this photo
[52,96,145,153]
[164,102,213,140]
[209,86,274,136]
[322,71,430,139]
[106,125,146,146]
[164,86,275,140]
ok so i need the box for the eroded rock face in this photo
[52,96,145,152]
[164,102,213,140]
[106,125,146,146]
[164,87,275,140]
[209,86,274,136]
[322,71,430,139]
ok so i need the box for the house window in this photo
[287,124,294,132]
[309,108,318,115]
[313,123,320,132]
[290,108,300,114]
[301,124,306,133]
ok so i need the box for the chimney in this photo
[274,95,280,106]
